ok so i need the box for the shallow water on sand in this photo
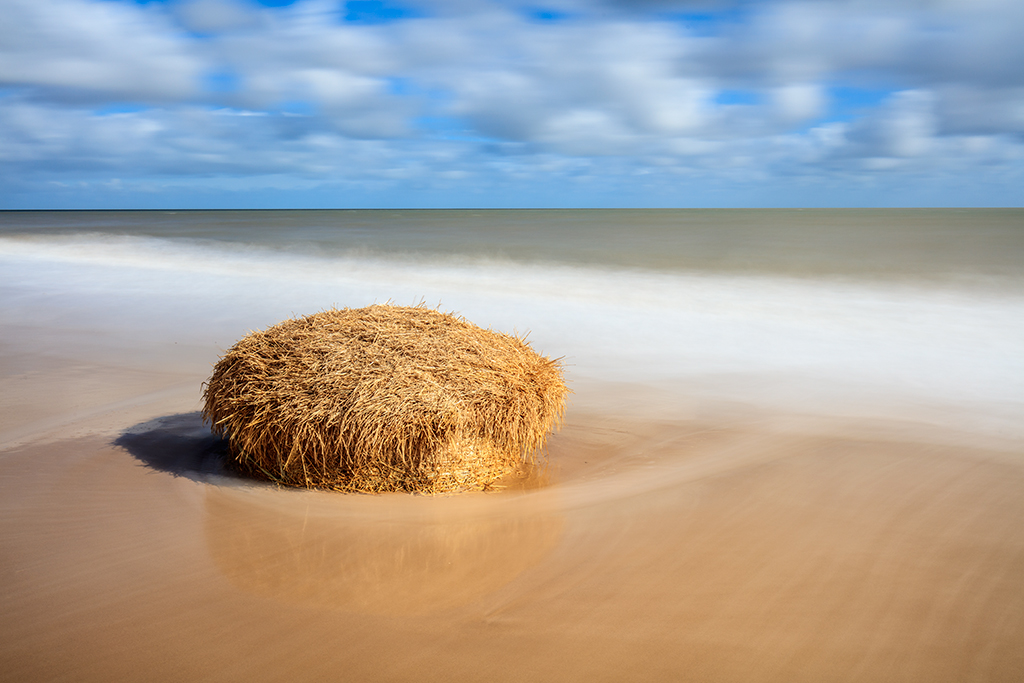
[1,209,1023,681]
[3,405,1024,682]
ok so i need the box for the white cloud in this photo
[539,109,637,155]
[773,83,825,122]
[936,86,1024,136]
[0,0,203,101]
[175,0,261,34]
[0,0,1023,206]
[883,90,936,157]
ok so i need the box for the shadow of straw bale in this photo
[115,411,553,492]
[114,412,241,483]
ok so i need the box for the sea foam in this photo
[2,232,1022,435]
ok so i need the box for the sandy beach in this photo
[3,209,1023,681]
[3,333,1024,683]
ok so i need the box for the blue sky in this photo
[1,0,1022,208]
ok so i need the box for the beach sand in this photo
[3,333,1024,683]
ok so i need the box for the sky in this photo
[1,0,1022,208]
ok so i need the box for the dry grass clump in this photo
[202,304,568,494]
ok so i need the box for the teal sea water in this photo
[2,208,1023,434]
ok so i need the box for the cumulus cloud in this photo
[772,83,825,122]
[0,0,1022,205]
[0,0,203,102]
[175,0,261,34]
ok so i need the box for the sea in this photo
[2,208,1023,436]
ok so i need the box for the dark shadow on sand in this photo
[114,412,243,483]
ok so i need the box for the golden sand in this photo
[2,354,1023,682]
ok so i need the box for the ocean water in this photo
[2,208,1023,436]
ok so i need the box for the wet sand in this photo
[3,354,1024,682]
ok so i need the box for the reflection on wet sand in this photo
[113,410,566,615]
[204,487,564,614]
[3,407,1024,682]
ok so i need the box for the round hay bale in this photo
[202,305,569,493]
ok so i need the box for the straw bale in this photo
[202,305,568,493]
